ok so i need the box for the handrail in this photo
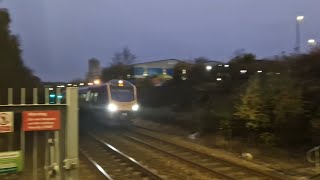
[307,146,320,169]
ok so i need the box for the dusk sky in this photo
[1,0,319,82]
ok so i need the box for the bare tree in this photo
[111,47,136,65]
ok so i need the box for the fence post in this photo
[64,87,79,180]
[32,88,38,180]
[7,88,13,151]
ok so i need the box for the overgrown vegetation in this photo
[139,50,320,148]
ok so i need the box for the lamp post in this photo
[295,16,304,53]
[308,39,317,47]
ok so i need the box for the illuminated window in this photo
[163,68,167,75]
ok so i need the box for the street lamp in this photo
[295,16,304,53]
[206,66,212,71]
[308,39,317,47]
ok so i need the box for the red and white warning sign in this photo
[0,112,14,133]
[22,111,61,131]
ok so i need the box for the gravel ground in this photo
[133,118,320,180]
[97,130,222,180]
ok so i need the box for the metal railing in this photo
[307,146,320,170]
[0,87,79,180]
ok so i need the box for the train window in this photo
[110,86,134,102]
[79,93,86,102]
[93,93,98,102]
[86,91,91,102]
[96,87,107,104]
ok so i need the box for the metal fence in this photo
[0,87,78,180]
[307,146,320,171]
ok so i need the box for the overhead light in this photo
[257,70,262,73]
[296,16,304,21]
[216,78,222,81]
[93,79,100,85]
[79,83,84,86]
[240,70,247,74]
[206,66,212,71]
[224,64,229,67]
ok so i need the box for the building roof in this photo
[132,59,185,66]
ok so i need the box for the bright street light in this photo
[216,78,222,81]
[206,66,212,71]
[296,16,304,21]
[308,39,317,46]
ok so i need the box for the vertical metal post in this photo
[20,124,25,172]
[8,88,13,105]
[33,88,38,180]
[45,88,49,104]
[7,88,13,151]
[54,131,61,180]
[44,88,50,180]
[21,88,26,105]
[64,87,79,180]
[316,148,320,169]
[296,21,300,53]
[33,132,38,180]
[33,88,38,104]
[56,88,61,104]
[54,88,62,180]
[44,132,49,180]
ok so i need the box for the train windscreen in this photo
[110,86,134,102]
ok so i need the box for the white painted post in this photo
[64,87,79,180]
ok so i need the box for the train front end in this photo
[106,80,138,122]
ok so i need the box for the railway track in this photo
[79,133,164,180]
[124,129,289,180]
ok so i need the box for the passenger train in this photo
[78,79,138,125]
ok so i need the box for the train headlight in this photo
[132,104,139,111]
[107,104,118,112]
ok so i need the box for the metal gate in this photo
[0,87,79,180]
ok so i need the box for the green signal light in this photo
[49,94,56,98]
